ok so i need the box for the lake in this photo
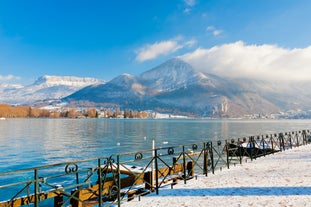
[0,118,311,173]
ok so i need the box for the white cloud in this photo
[184,0,196,6]
[179,41,311,81]
[135,37,196,62]
[206,26,223,36]
[183,8,191,14]
[183,0,196,14]
[185,39,197,47]
[0,74,20,82]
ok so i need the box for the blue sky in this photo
[1,0,311,84]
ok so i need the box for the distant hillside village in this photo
[0,103,185,119]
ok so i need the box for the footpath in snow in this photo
[120,144,311,207]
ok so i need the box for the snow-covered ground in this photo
[120,144,311,207]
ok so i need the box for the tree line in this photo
[0,103,149,119]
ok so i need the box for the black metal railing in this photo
[0,129,310,207]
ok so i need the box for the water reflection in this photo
[0,118,310,172]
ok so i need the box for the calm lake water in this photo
[0,118,311,172]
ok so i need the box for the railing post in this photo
[278,133,282,151]
[182,146,187,184]
[238,138,242,164]
[225,140,229,169]
[210,142,215,174]
[279,133,285,151]
[296,132,299,147]
[117,155,121,207]
[262,135,267,157]
[34,168,39,207]
[302,130,307,145]
[203,142,208,176]
[154,149,159,195]
[98,158,102,207]
[289,132,293,149]
[249,136,254,161]
[270,134,274,153]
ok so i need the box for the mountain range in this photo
[0,75,101,105]
[64,58,311,118]
[1,58,311,118]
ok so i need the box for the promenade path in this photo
[120,144,311,207]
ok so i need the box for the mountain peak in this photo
[138,58,202,92]
[0,75,102,104]
[140,58,193,78]
[33,75,100,87]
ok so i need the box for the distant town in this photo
[0,103,188,119]
[1,102,310,120]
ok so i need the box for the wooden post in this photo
[70,189,82,207]
[54,195,63,207]
[144,171,153,190]
[186,161,194,177]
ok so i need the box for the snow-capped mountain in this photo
[139,58,205,93]
[3,59,311,118]
[0,75,102,104]
[65,58,297,117]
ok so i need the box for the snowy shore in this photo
[120,144,311,207]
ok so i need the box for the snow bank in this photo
[120,144,311,207]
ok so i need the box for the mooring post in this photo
[289,132,293,149]
[187,161,194,177]
[54,195,63,207]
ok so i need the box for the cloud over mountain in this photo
[180,41,311,81]
[135,37,196,62]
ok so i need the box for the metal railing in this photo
[0,129,310,207]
